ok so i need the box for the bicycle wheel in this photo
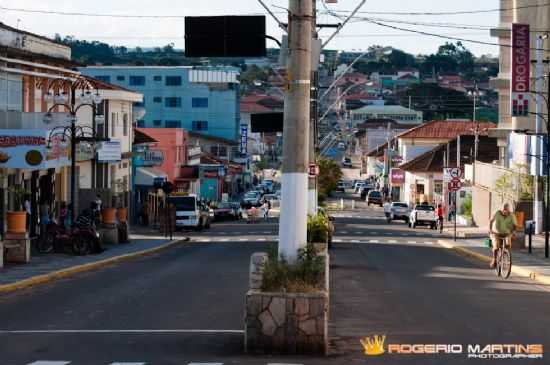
[500,248,512,279]
[494,249,502,277]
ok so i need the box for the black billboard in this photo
[251,112,284,133]
[185,16,266,58]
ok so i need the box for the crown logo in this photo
[360,335,386,356]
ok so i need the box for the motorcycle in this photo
[38,219,100,255]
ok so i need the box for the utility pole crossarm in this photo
[257,0,288,32]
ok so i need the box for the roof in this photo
[188,131,238,146]
[134,129,158,145]
[0,45,79,68]
[240,94,283,114]
[81,75,137,93]
[356,119,421,130]
[396,120,496,140]
[352,105,420,114]
[0,22,67,47]
[399,135,499,172]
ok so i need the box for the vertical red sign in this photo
[510,23,530,117]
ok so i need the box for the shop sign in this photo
[510,23,530,117]
[0,129,69,169]
[390,168,405,184]
[97,139,122,162]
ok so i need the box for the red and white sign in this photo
[448,178,462,191]
[308,163,320,177]
[510,23,530,117]
[390,168,405,185]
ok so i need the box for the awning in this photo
[135,167,167,186]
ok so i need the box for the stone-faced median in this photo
[245,245,330,355]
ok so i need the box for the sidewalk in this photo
[0,228,189,293]
[438,236,550,285]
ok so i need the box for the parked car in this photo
[274,189,281,199]
[338,142,346,150]
[409,204,437,229]
[390,202,410,223]
[213,202,242,221]
[336,180,346,192]
[360,185,372,200]
[342,157,353,168]
[168,194,211,231]
[366,190,383,206]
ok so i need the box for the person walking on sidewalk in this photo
[436,204,444,233]
[263,199,271,220]
[488,203,517,269]
[383,199,392,223]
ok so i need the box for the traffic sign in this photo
[443,167,463,181]
[308,163,320,177]
[448,179,462,191]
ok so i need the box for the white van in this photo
[167,194,210,230]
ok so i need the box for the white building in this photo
[351,105,423,124]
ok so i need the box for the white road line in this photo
[424,242,434,245]
[238,238,249,242]
[333,239,343,243]
[341,231,348,234]
[407,241,417,244]
[268,363,304,365]
[368,240,379,243]
[354,231,363,235]
[0,329,244,334]
[388,240,397,244]
[110,363,146,365]
[27,362,70,365]
[219,238,229,242]
[351,240,360,243]
[197,239,211,243]
[258,238,267,241]
[188,363,224,365]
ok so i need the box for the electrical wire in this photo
[320,1,550,16]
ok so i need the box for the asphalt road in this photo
[0,190,549,364]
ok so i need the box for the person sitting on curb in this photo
[488,203,517,269]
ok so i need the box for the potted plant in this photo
[7,186,30,233]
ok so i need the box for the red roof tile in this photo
[397,120,496,139]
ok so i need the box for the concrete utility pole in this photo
[308,0,318,216]
[533,36,544,234]
[278,0,312,262]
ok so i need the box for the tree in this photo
[318,158,343,197]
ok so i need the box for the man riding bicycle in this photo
[488,203,517,269]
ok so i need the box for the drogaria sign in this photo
[510,23,530,117]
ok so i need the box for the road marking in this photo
[110,363,146,365]
[0,329,244,334]
[27,362,70,365]
[341,231,348,234]
[197,239,211,243]
[407,241,417,244]
[388,240,397,244]
[219,238,229,242]
[239,238,249,242]
[351,240,360,243]
[188,363,224,365]
[354,231,363,235]
[368,239,379,243]
[370,232,379,235]
[258,238,267,241]
[424,241,434,245]
[333,239,343,243]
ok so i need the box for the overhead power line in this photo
[321,1,550,16]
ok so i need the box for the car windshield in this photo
[416,205,435,211]
[167,196,196,211]
[393,203,408,208]
[369,191,381,197]
[218,203,233,209]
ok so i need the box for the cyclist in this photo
[488,203,517,269]
[436,204,444,233]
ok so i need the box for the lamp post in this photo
[43,78,104,224]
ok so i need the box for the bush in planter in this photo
[307,213,329,243]
[261,243,324,293]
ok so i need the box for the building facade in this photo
[80,66,241,141]
[351,105,423,124]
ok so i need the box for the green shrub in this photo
[307,213,329,243]
[462,194,472,218]
[261,243,324,293]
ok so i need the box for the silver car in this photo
[390,202,410,223]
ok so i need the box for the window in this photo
[165,76,182,86]
[153,75,162,81]
[123,114,128,137]
[116,76,125,81]
[111,113,117,137]
[210,145,227,156]
[133,100,145,107]
[192,121,208,131]
[153,97,162,103]
[165,120,182,128]
[129,76,146,86]
[96,76,111,83]
[192,97,208,108]
[137,120,145,128]
[164,97,182,108]
[153,119,162,126]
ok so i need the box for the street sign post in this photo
[308,163,320,178]
[448,178,462,191]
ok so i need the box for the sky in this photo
[0,0,500,56]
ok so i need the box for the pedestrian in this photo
[436,204,444,233]
[94,194,103,212]
[448,202,456,221]
[383,199,392,222]
[39,200,51,237]
[263,199,271,220]
[140,201,150,226]
[24,195,31,229]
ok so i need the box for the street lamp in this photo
[42,77,105,224]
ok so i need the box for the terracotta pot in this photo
[116,207,128,222]
[102,208,117,224]
[7,211,27,233]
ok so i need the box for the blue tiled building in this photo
[80,66,240,141]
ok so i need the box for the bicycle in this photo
[491,233,513,279]
[437,216,444,234]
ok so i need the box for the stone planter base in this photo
[244,252,330,355]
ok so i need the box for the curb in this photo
[437,239,550,286]
[0,237,190,295]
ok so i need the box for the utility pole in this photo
[308,0,318,216]
[278,0,312,262]
[545,70,550,258]
[534,36,544,235]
